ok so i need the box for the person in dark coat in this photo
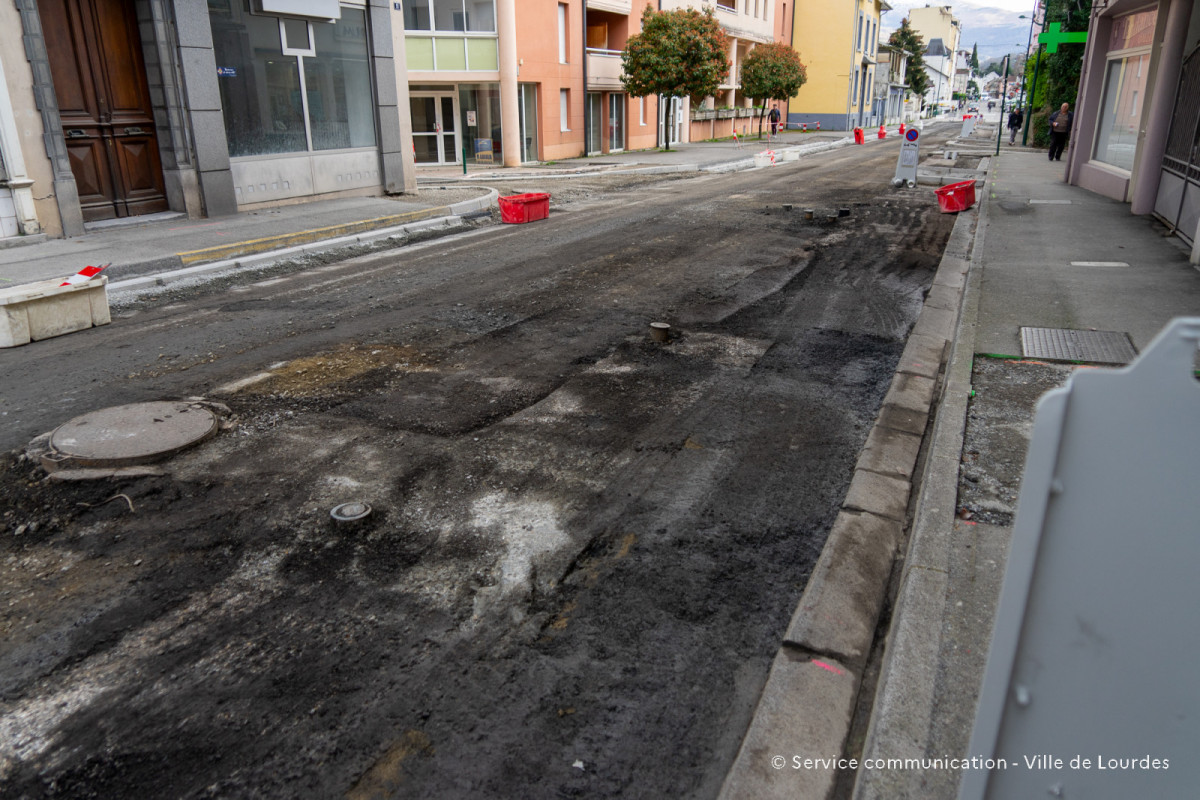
[768,104,781,135]
[1048,103,1074,161]
[1007,107,1024,144]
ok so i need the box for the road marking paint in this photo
[1070,261,1129,267]
[1028,199,1072,204]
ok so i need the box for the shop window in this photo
[210,4,377,158]
[1093,54,1149,172]
[306,8,377,149]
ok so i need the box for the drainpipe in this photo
[578,0,583,154]
[497,0,520,166]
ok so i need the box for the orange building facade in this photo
[403,0,659,167]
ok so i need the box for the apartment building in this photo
[787,0,890,130]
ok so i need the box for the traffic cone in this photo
[877,124,886,139]
[816,121,821,131]
[899,122,906,136]
[801,122,807,132]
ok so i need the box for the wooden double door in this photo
[40,0,169,222]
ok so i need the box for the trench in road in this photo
[0,131,964,799]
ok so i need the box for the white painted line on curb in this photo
[1070,261,1130,267]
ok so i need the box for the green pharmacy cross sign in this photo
[1038,22,1089,53]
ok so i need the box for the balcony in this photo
[587,0,632,13]
[587,48,624,91]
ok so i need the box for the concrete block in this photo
[855,425,923,479]
[882,372,936,416]
[843,470,911,521]
[896,332,945,380]
[191,110,233,173]
[924,283,960,313]
[180,46,222,112]
[911,304,958,340]
[874,403,928,437]
[785,511,902,662]
[172,1,216,48]
[719,650,859,800]
[373,61,399,107]
[0,277,110,347]
[199,169,239,217]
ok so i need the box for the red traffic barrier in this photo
[498,192,550,224]
[934,180,977,213]
[816,121,820,130]
[899,122,906,136]
[877,124,886,139]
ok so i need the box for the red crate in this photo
[498,192,550,224]
[935,179,977,213]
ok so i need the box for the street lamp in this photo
[1019,6,1049,146]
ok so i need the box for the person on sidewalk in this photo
[1048,102,1073,161]
[1007,107,1024,145]
[768,104,781,136]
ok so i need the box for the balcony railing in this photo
[586,48,624,90]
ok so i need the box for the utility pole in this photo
[996,54,1010,156]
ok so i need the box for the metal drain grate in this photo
[1020,327,1139,364]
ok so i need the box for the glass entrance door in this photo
[410,93,460,164]
[608,93,625,152]
[586,92,602,155]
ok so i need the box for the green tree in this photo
[621,5,730,150]
[888,18,929,107]
[970,43,980,74]
[739,42,808,138]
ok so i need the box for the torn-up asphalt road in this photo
[1,131,962,799]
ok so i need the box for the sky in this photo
[881,0,1042,60]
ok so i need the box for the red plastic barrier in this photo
[853,128,865,145]
[498,192,550,224]
[935,180,977,213]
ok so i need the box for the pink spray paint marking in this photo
[812,660,844,676]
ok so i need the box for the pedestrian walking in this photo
[1007,107,1024,145]
[768,104,781,136]
[1048,102,1073,162]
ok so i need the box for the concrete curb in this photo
[718,182,983,800]
[850,160,990,800]
[107,215,470,293]
[102,188,499,286]
[104,188,499,293]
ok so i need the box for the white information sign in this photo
[893,127,920,188]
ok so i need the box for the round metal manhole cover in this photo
[331,502,372,522]
[49,401,219,468]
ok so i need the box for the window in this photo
[403,0,496,33]
[560,89,570,131]
[716,0,736,11]
[1093,54,1149,172]
[639,97,646,126]
[210,4,377,158]
[558,4,568,63]
[1092,9,1157,172]
[852,70,859,100]
[857,14,863,51]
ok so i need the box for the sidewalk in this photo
[0,131,848,291]
[853,147,1200,798]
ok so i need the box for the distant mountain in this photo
[882,1,1035,60]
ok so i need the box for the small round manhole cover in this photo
[331,502,372,522]
[49,401,218,468]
